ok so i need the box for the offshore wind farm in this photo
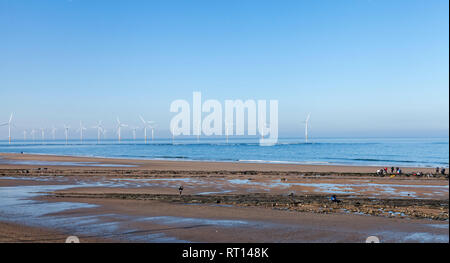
[0,112,448,168]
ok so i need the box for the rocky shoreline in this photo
[1,168,449,179]
[47,192,449,221]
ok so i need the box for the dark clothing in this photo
[330,195,340,203]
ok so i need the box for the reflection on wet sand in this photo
[0,174,448,243]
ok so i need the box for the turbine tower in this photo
[51,126,57,141]
[0,113,14,144]
[304,113,311,143]
[63,125,70,145]
[139,115,155,144]
[150,124,155,141]
[92,121,104,144]
[79,121,87,143]
[40,128,45,142]
[23,130,27,141]
[116,117,127,143]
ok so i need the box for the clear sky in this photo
[0,0,448,139]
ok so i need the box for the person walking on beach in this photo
[179,185,184,196]
[441,168,446,175]
[391,167,394,174]
[436,167,440,174]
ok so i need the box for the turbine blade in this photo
[139,115,146,124]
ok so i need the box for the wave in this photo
[330,157,448,165]
[238,159,331,165]
[154,156,189,159]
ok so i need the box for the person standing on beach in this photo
[390,167,394,173]
[179,185,184,196]
[436,167,440,174]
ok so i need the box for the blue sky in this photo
[0,0,448,139]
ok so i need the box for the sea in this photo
[0,137,448,168]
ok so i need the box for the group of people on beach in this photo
[376,166,447,177]
[436,167,446,175]
[377,167,401,175]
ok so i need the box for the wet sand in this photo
[0,153,448,243]
[0,152,447,174]
[0,221,112,243]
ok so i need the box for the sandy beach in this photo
[0,152,447,173]
[0,153,448,243]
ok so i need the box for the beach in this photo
[0,152,447,173]
[0,153,448,243]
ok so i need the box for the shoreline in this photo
[1,151,449,169]
[0,152,447,174]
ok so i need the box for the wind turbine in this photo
[304,113,311,143]
[0,113,14,144]
[63,125,70,145]
[78,121,87,143]
[40,128,45,142]
[51,126,57,141]
[92,121,103,144]
[23,130,27,141]
[150,124,156,141]
[139,115,155,144]
[116,117,127,143]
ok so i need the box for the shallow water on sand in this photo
[0,183,188,242]
[0,176,448,243]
